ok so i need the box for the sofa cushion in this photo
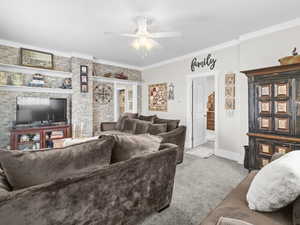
[200,172,292,225]
[148,123,168,135]
[0,169,10,196]
[154,118,180,131]
[122,119,137,133]
[110,134,162,163]
[138,115,157,123]
[135,119,152,134]
[247,151,300,212]
[0,137,115,190]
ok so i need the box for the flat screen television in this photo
[16,97,67,125]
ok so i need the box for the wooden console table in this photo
[10,124,71,150]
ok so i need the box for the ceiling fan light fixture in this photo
[132,37,154,51]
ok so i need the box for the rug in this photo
[140,154,248,225]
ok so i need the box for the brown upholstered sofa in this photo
[200,171,292,225]
[100,114,186,163]
[0,143,178,225]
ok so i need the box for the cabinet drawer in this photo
[259,157,271,168]
[274,145,291,154]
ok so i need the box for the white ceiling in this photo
[0,0,300,68]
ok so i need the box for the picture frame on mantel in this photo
[80,65,88,93]
[20,48,54,69]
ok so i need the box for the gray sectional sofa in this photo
[0,137,178,225]
[100,113,186,163]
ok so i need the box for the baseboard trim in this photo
[214,148,243,164]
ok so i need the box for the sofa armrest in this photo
[158,126,186,163]
[0,147,177,225]
[100,122,117,131]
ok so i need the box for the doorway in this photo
[115,83,136,119]
[186,72,218,157]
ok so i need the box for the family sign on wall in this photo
[191,54,217,72]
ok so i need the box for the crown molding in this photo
[239,17,300,41]
[141,17,300,71]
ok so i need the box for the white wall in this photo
[141,24,300,163]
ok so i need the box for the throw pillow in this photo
[115,115,129,130]
[138,115,157,123]
[154,118,180,131]
[216,217,253,225]
[122,119,137,133]
[135,119,152,134]
[110,134,162,163]
[148,123,168,135]
[115,113,138,130]
[247,151,300,212]
[0,136,115,190]
[293,197,300,225]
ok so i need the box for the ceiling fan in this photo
[104,16,181,53]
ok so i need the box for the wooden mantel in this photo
[241,63,300,77]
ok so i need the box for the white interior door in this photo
[192,78,206,147]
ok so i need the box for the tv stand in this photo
[10,124,71,150]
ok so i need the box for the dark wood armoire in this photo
[242,63,300,170]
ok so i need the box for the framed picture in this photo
[80,65,88,93]
[225,73,235,110]
[149,83,168,112]
[21,48,54,69]
[80,65,88,75]
[81,75,88,83]
[81,84,88,93]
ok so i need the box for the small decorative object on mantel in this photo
[94,84,113,104]
[149,83,168,112]
[20,48,54,69]
[10,73,24,86]
[168,82,175,100]
[29,74,44,87]
[0,72,7,85]
[114,72,128,80]
[103,72,113,78]
[80,65,88,93]
[279,47,300,65]
[225,73,235,110]
[61,78,72,89]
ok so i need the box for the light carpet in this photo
[140,154,248,225]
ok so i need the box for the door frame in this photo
[186,71,219,153]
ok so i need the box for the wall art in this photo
[191,54,217,72]
[94,84,113,105]
[168,83,175,100]
[80,65,88,93]
[149,83,168,112]
[225,73,235,110]
[21,48,54,69]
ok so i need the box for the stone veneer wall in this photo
[0,44,142,148]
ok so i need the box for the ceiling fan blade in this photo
[149,32,181,38]
[104,32,138,38]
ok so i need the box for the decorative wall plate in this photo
[94,84,113,105]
